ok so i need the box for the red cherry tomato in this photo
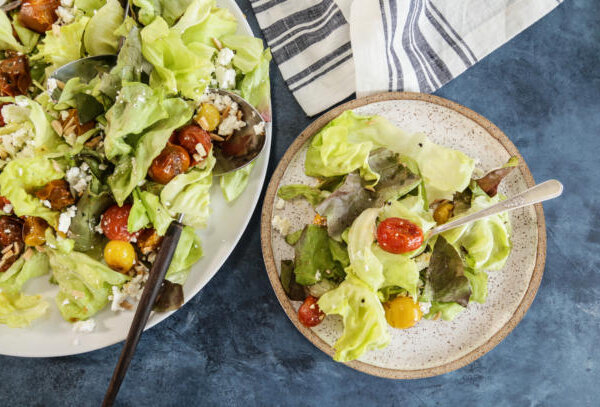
[376,217,424,254]
[101,204,139,242]
[176,124,212,166]
[298,296,325,327]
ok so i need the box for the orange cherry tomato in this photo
[148,142,190,184]
[18,0,60,33]
[376,217,423,254]
[298,296,325,327]
[176,124,213,166]
[383,296,423,329]
[101,204,139,242]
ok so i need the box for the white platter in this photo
[0,0,272,357]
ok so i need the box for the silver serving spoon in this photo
[428,179,563,239]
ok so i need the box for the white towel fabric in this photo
[250,0,563,116]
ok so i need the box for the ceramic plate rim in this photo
[260,92,546,379]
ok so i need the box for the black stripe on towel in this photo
[402,0,433,92]
[379,0,394,91]
[286,42,352,86]
[387,0,404,91]
[289,53,353,92]
[428,1,478,64]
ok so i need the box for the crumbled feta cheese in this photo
[2,204,12,213]
[110,286,129,312]
[253,121,265,135]
[218,114,246,136]
[72,319,95,333]
[215,66,236,89]
[57,205,77,234]
[419,302,432,315]
[56,6,75,24]
[60,110,70,120]
[47,78,58,96]
[62,298,70,305]
[41,200,51,208]
[216,47,235,66]
[94,220,103,234]
[65,165,92,195]
[98,163,107,170]
[195,143,207,159]
[275,198,285,210]
[122,273,148,301]
[61,0,74,7]
[315,270,321,280]
[272,215,291,236]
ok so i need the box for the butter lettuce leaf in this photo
[0,251,50,294]
[278,183,330,208]
[34,16,89,70]
[11,13,40,53]
[104,82,168,159]
[0,292,49,328]
[239,49,271,120]
[160,154,215,229]
[318,276,390,362]
[48,245,129,322]
[0,157,64,227]
[165,226,203,285]
[220,162,255,202]
[305,111,474,201]
[84,0,125,56]
[425,301,465,321]
[181,5,237,46]
[220,35,265,74]
[0,10,24,52]
[108,97,193,204]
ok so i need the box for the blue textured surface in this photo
[1,0,599,405]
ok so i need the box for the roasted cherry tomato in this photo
[101,204,139,242]
[104,240,137,273]
[298,296,325,327]
[22,216,48,247]
[194,103,220,131]
[383,296,422,329]
[35,179,75,210]
[136,228,162,255]
[0,103,9,127]
[376,217,423,254]
[60,108,95,138]
[433,201,454,225]
[0,216,23,247]
[0,53,32,97]
[176,124,212,165]
[148,142,190,184]
[18,0,60,33]
[220,134,251,157]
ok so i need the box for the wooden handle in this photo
[102,220,184,407]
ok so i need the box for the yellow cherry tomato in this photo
[104,240,137,273]
[383,296,423,329]
[433,201,454,224]
[194,103,221,131]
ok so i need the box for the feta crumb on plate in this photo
[72,319,95,333]
[216,47,235,66]
[272,215,291,236]
[218,114,246,136]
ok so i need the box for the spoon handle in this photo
[429,179,563,237]
[102,218,184,407]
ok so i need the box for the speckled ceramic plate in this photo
[261,92,546,379]
[0,0,272,358]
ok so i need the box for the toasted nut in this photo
[211,37,223,50]
[51,120,63,135]
[209,133,224,142]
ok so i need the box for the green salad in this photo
[276,111,517,362]
[0,0,270,329]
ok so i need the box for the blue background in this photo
[1,0,598,405]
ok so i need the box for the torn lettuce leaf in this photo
[0,292,49,328]
[181,5,237,46]
[128,189,151,233]
[346,208,384,290]
[69,190,112,254]
[465,269,488,304]
[239,49,272,120]
[426,236,471,307]
[84,0,125,56]
[220,35,265,74]
[171,0,213,34]
[0,10,25,52]
[318,275,390,362]
[475,156,518,197]
[104,82,168,159]
[160,154,215,229]
[442,192,511,271]
[220,162,255,202]
[0,157,64,227]
[368,148,421,205]
[0,96,67,160]
[0,251,50,295]
[278,184,330,208]
[292,225,346,286]
[372,245,419,299]
[137,190,173,236]
[11,13,40,54]
[315,173,374,240]
[134,0,194,26]
[165,226,203,285]
[48,245,130,322]
[305,111,474,201]
[75,0,106,15]
[34,15,89,71]
[140,17,214,99]
[108,97,193,205]
[424,301,465,321]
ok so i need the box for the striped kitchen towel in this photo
[250,0,563,116]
